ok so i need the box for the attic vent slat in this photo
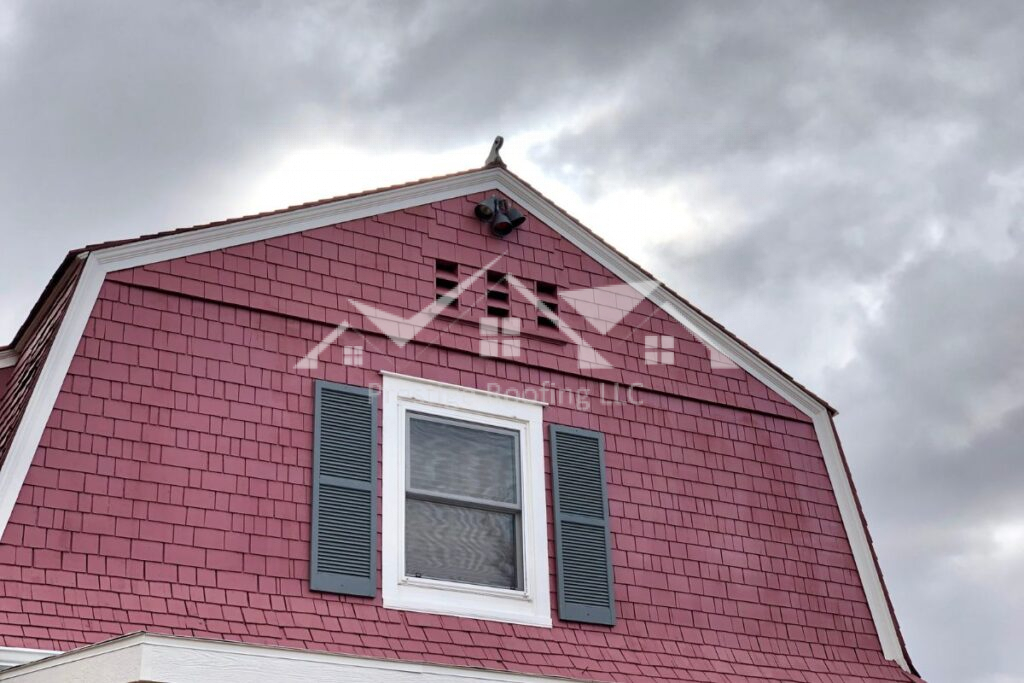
[486,306,510,318]
[435,260,460,310]
[436,259,458,275]
[486,270,510,318]
[536,281,559,329]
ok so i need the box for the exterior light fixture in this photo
[475,196,526,237]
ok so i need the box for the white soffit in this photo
[0,166,909,672]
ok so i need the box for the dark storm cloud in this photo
[356,1,685,138]
[1,2,1020,681]
[0,0,379,330]
[846,295,1024,683]
[839,247,1024,561]
[0,0,681,332]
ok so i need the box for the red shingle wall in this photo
[0,195,908,682]
[0,365,14,400]
[0,258,84,466]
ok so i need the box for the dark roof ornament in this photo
[484,135,505,168]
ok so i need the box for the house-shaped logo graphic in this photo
[294,254,669,372]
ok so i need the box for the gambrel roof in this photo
[0,164,917,675]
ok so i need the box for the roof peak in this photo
[484,135,506,168]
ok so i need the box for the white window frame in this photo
[381,372,551,627]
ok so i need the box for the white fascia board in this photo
[0,350,17,369]
[0,166,908,672]
[0,633,581,683]
[378,371,548,406]
[89,169,504,272]
[0,647,59,671]
[0,255,106,551]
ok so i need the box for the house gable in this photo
[0,166,913,675]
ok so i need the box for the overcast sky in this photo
[1,2,1021,681]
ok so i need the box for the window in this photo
[405,414,523,589]
[381,372,550,626]
[310,375,615,626]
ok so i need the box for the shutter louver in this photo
[311,381,377,596]
[550,425,615,625]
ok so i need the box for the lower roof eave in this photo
[0,632,585,683]
[0,632,926,683]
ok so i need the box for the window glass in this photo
[408,416,518,503]
[405,413,522,590]
[405,499,517,589]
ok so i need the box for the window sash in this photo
[404,499,522,590]
[405,487,521,513]
[403,411,525,591]
[405,412,521,505]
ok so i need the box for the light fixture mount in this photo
[475,196,526,237]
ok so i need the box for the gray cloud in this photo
[532,3,1024,681]
[1,2,1021,681]
[835,248,1024,682]
[0,0,681,332]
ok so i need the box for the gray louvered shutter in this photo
[550,425,615,625]
[310,380,377,596]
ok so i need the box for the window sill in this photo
[385,576,552,627]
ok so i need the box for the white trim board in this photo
[378,370,548,407]
[0,166,909,672]
[0,632,583,683]
[0,350,17,370]
[380,372,551,627]
[0,647,59,671]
